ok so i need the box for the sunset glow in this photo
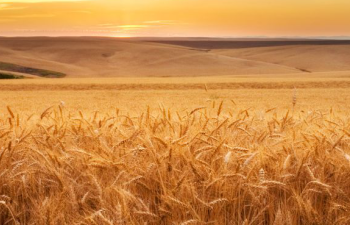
[1,0,350,37]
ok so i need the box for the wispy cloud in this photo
[3,0,86,2]
[98,24,151,30]
[3,14,55,18]
[143,20,178,25]
[118,25,150,30]
[0,3,25,10]
[98,21,181,31]
[59,10,91,14]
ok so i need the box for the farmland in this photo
[0,75,350,224]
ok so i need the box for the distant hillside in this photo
[0,37,349,77]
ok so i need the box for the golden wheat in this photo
[0,102,349,224]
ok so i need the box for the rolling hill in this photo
[0,37,349,77]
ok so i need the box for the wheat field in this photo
[1,77,350,224]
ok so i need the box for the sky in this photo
[0,0,350,37]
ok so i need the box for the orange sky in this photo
[1,0,350,37]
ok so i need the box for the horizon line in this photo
[1,35,350,40]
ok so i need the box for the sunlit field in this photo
[2,75,350,114]
[0,76,350,224]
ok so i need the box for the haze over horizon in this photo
[1,0,350,37]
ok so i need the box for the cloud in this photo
[4,14,55,18]
[0,3,25,10]
[118,25,150,29]
[59,10,91,14]
[0,3,9,8]
[96,21,181,33]
[2,0,86,2]
[143,20,178,25]
[98,24,151,30]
